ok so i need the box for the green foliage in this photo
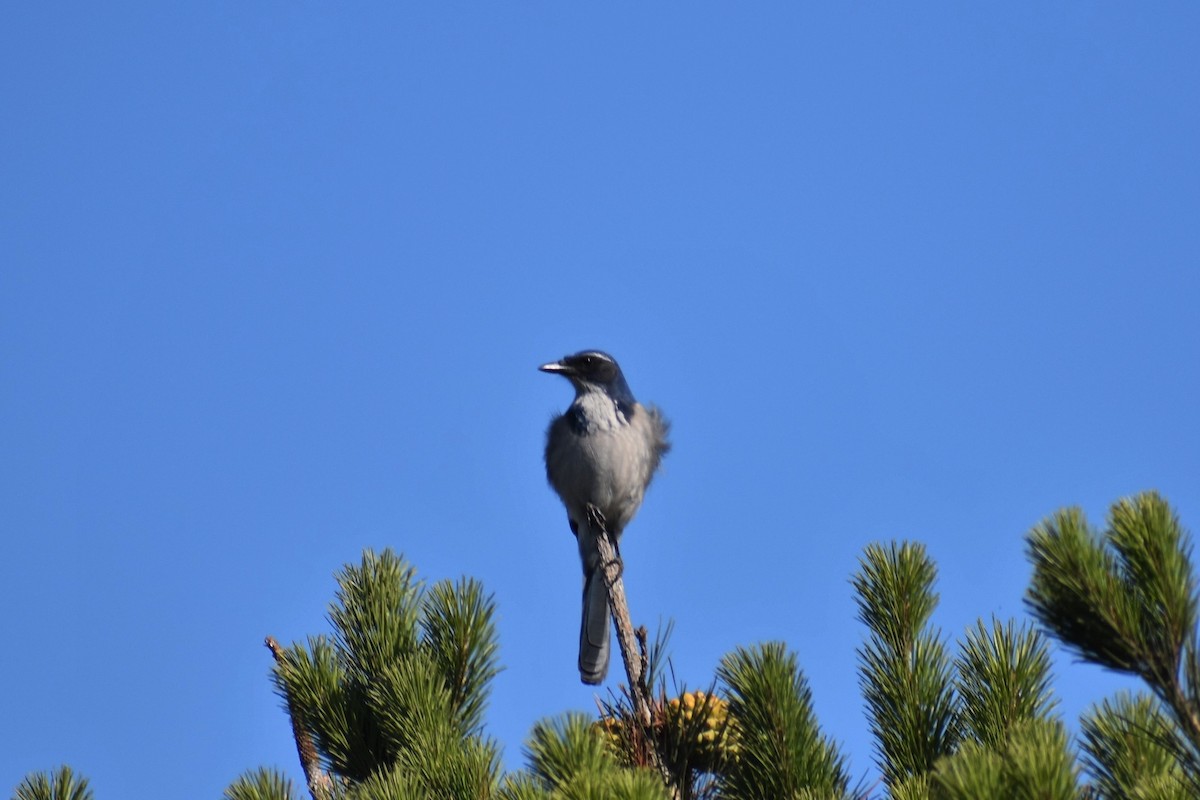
[930,719,1078,800]
[889,773,933,800]
[35,494,1200,800]
[422,578,503,735]
[348,766,421,800]
[856,547,1081,798]
[352,758,494,800]
[224,768,299,800]
[270,549,502,797]
[956,618,1057,748]
[1080,693,1190,800]
[715,643,852,800]
[11,767,92,800]
[1027,491,1200,790]
[854,542,960,788]
[494,773,553,800]
[514,713,670,800]
[1026,492,1197,690]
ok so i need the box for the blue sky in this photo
[2,3,1197,797]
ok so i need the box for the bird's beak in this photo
[539,360,569,374]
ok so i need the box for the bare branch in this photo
[265,636,334,800]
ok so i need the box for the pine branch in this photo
[1026,493,1200,752]
[421,576,502,735]
[585,502,684,797]
[930,719,1078,800]
[266,636,333,800]
[587,503,653,726]
[854,542,960,788]
[1079,692,1191,798]
[715,643,853,800]
[955,618,1057,748]
[224,767,299,800]
[12,765,93,800]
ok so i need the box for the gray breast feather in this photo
[544,402,669,537]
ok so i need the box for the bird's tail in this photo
[579,565,610,685]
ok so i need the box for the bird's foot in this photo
[585,503,607,533]
[585,504,622,577]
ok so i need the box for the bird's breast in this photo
[545,400,657,534]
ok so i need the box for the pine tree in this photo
[854,542,1078,799]
[1027,491,1200,796]
[714,642,853,799]
[20,491,1200,799]
[234,548,504,800]
[11,766,92,800]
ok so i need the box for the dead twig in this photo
[587,504,653,726]
[265,636,333,800]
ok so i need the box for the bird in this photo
[539,350,670,684]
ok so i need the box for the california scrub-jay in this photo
[540,350,670,684]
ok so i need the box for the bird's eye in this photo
[581,356,594,367]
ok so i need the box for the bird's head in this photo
[539,350,636,403]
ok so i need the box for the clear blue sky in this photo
[3,4,1197,797]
